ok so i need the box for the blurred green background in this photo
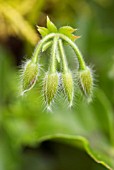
[0,0,114,170]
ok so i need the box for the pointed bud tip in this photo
[20,91,24,96]
[47,105,52,112]
[69,101,73,108]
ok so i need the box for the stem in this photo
[32,33,55,63]
[49,36,58,73]
[32,33,86,70]
[58,33,86,70]
[58,39,68,73]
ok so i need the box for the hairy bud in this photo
[21,60,38,94]
[62,71,74,107]
[43,72,59,107]
[78,66,93,98]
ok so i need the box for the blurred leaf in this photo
[0,128,20,170]
[3,89,114,170]
[0,1,42,44]
[0,2,38,45]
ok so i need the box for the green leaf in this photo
[37,26,49,38]
[59,26,80,41]
[59,26,76,34]
[4,88,114,170]
[47,16,57,33]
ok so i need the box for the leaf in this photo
[60,31,80,41]
[4,87,114,170]
[2,47,114,170]
[59,26,76,34]
[71,35,80,41]
[37,26,49,38]
[47,16,57,33]
[0,2,39,45]
[0,128,20,170]
[59,26,80,41]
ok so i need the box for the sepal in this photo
[47,16,57,33]
[37,26,49,38]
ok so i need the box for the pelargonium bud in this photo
[62,71,74,107]
[21,60,38,94]
[43,72,59,108]
[78,66,93,98]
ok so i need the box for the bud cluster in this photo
[20,17,94,110]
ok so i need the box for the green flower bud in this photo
[78,66,93,98]
[62,71,74,107]
[21,60,38,94]
[43,72,59,107]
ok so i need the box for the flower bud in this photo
[21,60,38,93]
[43,72,59,107]
[78,66,93,97]
[62,71,74,107]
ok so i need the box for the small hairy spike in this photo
[43,72,59,107]
[21,60,38,94]
[78,66,93,98]
[62,71,74,107]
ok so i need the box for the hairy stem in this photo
[32,33,86,70]
[58,33,86,70]
[58,39,68,73]
[49,36,58,73]
[32,33,55,63]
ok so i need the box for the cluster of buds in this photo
[20,16,94,110]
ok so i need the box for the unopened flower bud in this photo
[78,66,93,98]
[43,72,59,107]
[62,71,74,107]
[21,60,38,94]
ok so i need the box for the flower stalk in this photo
[58,39,68,73]
[49,36,58,73]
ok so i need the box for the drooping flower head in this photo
[19,16,95,110]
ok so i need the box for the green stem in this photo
[58,39,68,73]
[32,33,86,70]
[49,36,58,73]
[58,33,86,70]
[32,33,55,63]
